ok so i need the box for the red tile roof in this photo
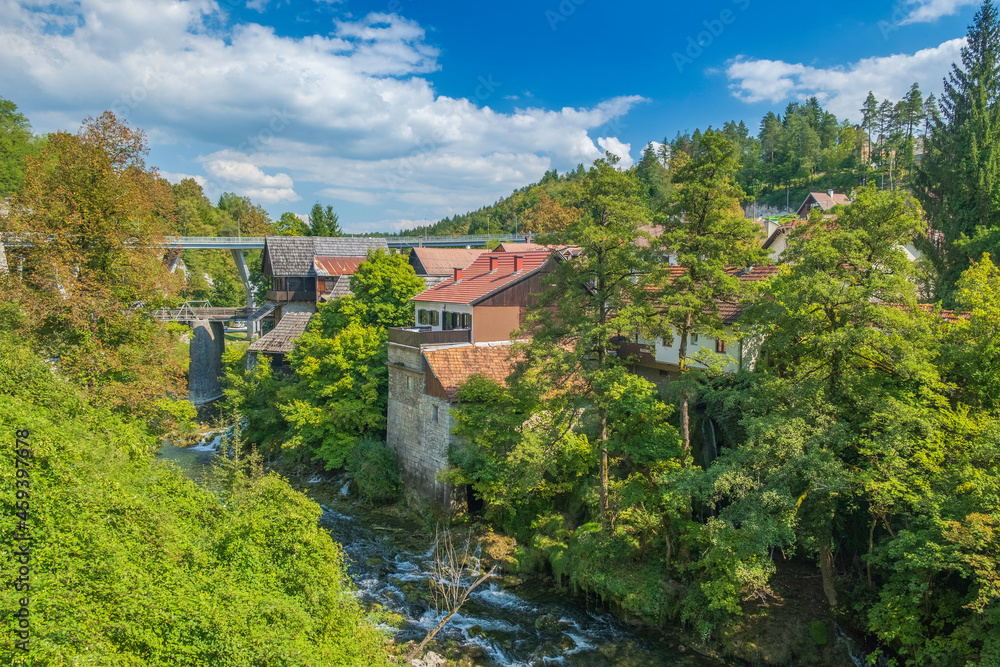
[410,247,487,276]
[422,343,521,401]
[314,256,366,276]
[412,251,554,305]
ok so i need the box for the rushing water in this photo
[157,433,721,667]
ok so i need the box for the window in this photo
[690,333,699,344]
[462,313,471,328]
[443,312,454,330]
[662,336,672,348]
[407,376,414,391]
[430,311,439,326]
[432,405,439,422]
[418,309,427,325]
[716,339,727,353]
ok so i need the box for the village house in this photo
[795,189,852,218]
[618,265,778,386]
[386,250,556,508]
[248,236,388,368]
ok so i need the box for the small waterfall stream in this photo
[158,432,722,667]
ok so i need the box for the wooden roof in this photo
[422,343,521,402]
[409,247,486,276]
[248,312,313,354]
[411,251,554,305]
[262,237,387,277]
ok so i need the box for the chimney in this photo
[828,189,835,198]
[453,267,463,282]
[489,255,499,272]
[513,255,524,273]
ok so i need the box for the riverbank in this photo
[159,429,862,666]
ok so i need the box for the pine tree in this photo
[308,203,343,237]
[917,0,1000,300]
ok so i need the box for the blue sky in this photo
[0,0,982,232]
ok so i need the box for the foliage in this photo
[309,202,343,237]
[2,112,186,418]
[0,335,392,666]
[0,96,43,196]
[917,0,1000,301]
[347,437,403,504]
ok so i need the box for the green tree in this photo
[0,97,42,196]
[519,157,657,527]
[650,129,767,457]
[271,249,424,468]
[309,202,343,237]
[917,0,1000,300]
[277,211,310,236]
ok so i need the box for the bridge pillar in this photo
[230,249,255,341]
[189,319,226,404]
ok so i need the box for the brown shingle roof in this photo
[248,312,313,354]
[262,237,388,277]
[412,251,554,305]
[422,343,521,402]
[409,247,486,276]
[800,191,852,213]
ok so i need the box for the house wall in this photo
[386,343,459,510]
[632,326,746,373]
[472,306,520,343]
[412,302,473,330]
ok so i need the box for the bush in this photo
[348,438,402,504]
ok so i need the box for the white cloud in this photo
[724,38,965,120]
[597,137,634,169]
[202,159,300,203]
[899,0,979,24]
[0,0,644,223]
[159,170,206,187]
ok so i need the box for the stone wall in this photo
[188,320,225,404]
[387,343,459,511]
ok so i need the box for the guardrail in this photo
[388,327,471,347]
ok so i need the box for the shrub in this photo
[347,438,402,504]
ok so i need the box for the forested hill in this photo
[399,84,931,237]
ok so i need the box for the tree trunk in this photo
[599,406,609,530]
[678,315,691,459]
[819,540,838,608]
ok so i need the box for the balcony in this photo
[266,289,314,302]
[388,327,471,347]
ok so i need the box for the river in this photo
[157,433,723,667]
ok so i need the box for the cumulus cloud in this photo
[597,137,634,169]
[202,159,300,203]
[0,0,643,224]
[899,0,979,24]
[724,38,965,120]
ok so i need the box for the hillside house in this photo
[796,190,852,218]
